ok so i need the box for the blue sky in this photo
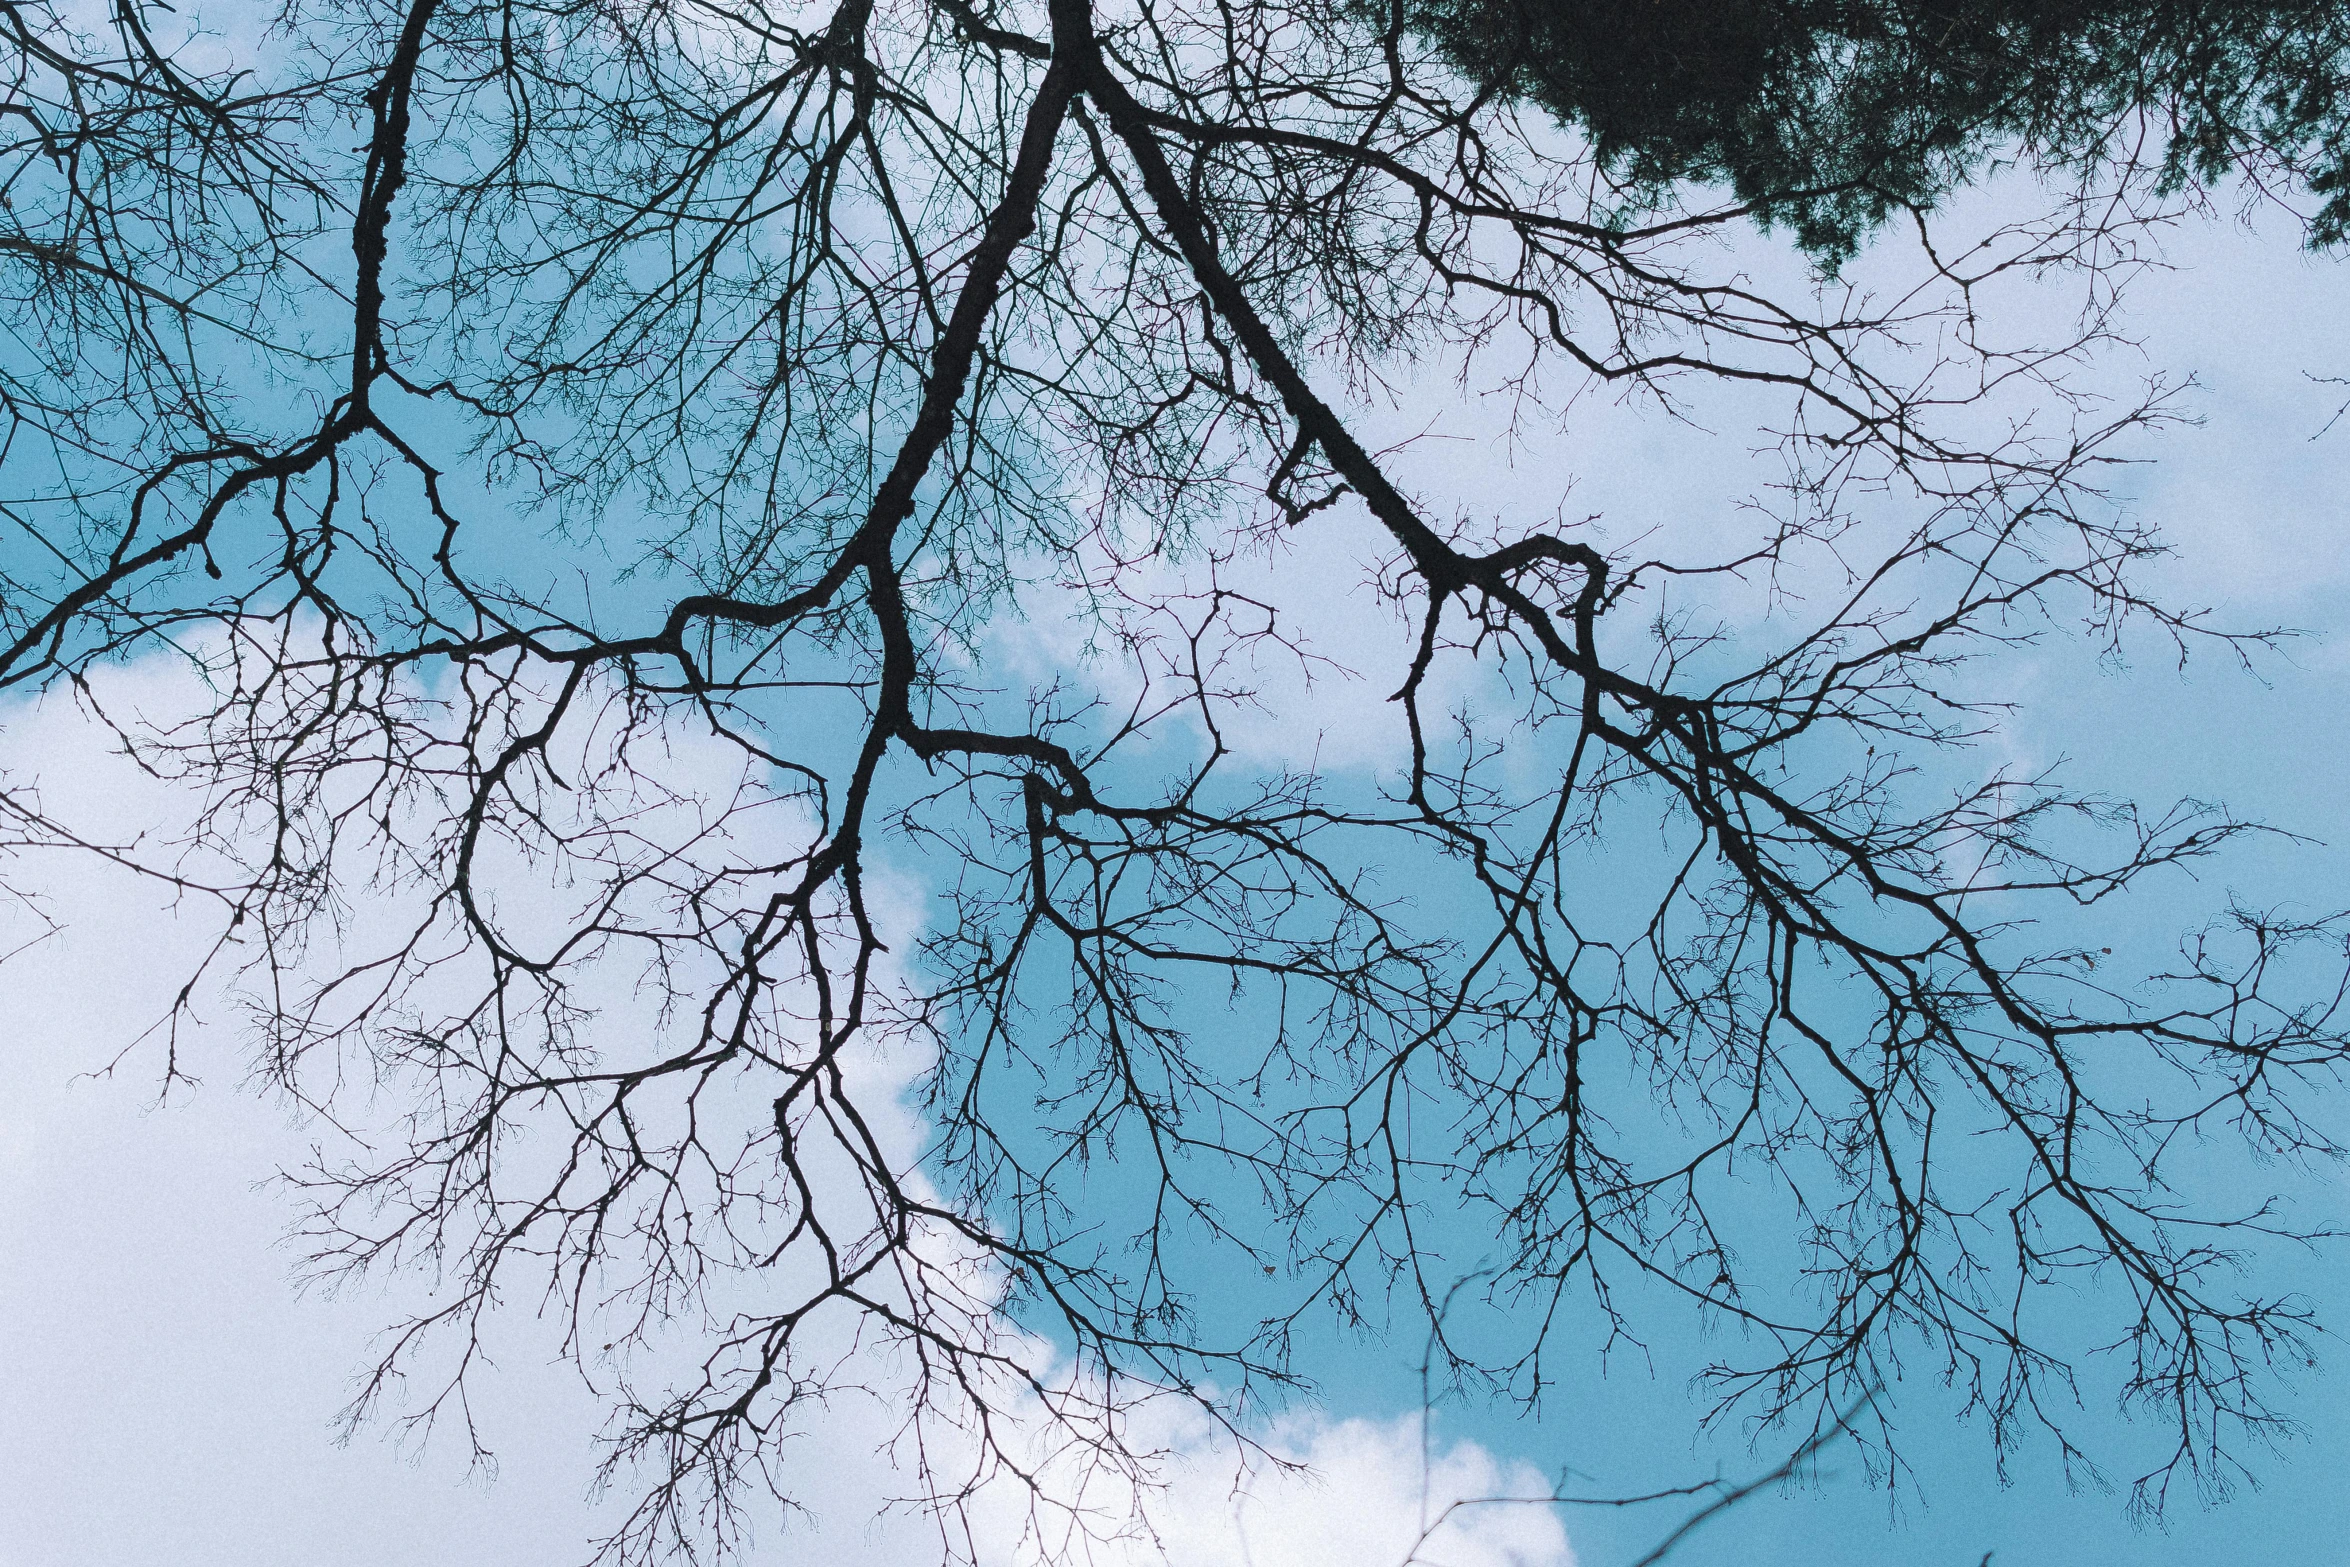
[1324,201,2350,1565]
[8,179,2350,1567]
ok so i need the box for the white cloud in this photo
[1117,1411,1572,1567]
[0,654,1573,1567]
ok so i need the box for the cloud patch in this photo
[0,656,1572,1567]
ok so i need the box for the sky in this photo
[8,174,2350,1567]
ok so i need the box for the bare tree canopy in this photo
[4,0,2349,1562]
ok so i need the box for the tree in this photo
[1410,0,2350,260]
[4,0,2348,1561]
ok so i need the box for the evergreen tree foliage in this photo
[1409,0,2350,257]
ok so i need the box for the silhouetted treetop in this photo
[1408,0,2350,257]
